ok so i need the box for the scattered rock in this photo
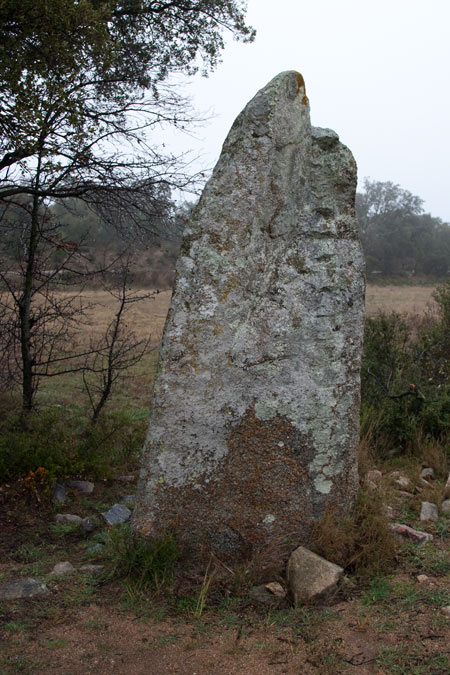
[367,470,382,483]
[0,578,49,600]
[390,523,433,544]
[121,494,136,507]
[265,582,286,598]
[80,564,104,575]
[441,499,450,516]
[444,474,450,498]
[395,476,411,489]
[81,517,96,532]
[389,471,401,479]
[420,502,439,522]
[419,478,431,487]
[117,475,136,483]
[52,483,66,504]
[420,468,435,480]
[50,561,75,576]
[383,505,394,519]
[287,546,343,606]
[416,574,430,584]
[441,606,450,618]
[55,513,82,525]
[398,491,414,499]
[66,480,94,494]
[249,585,285,606]
[101,503,131,526]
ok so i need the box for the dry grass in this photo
[365,284,437,317]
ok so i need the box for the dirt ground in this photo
[2,283,450,673]
[1,466,450,675]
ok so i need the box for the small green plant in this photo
[105,524,180,591]
[361,576,392,605]
[11,544,41,563]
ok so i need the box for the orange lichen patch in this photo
[296,72,306,94]
[302,95,309,105]
[141,407,319,561]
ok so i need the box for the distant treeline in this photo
[356,179,450,279]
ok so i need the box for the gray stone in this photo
[81,517,96,532]
[444,474,450,498]
[441,606,450,618]
[55,513,82,525]
[101,503,131,526]
[420,501,439,522]
[80,564,104,575]
[420,468,435,480]
[249,584,285,606]
[121,494,136,507]
[132,71,365,555]
[287,546,343,606]
[366,470,382,483]
[50,561,75,576]
[66,480,94,494]
[441,499,450,515]
[390,523,433,544]
[395,476,411,489]
[52,483,66,504]
[0,578,49,600]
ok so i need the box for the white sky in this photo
[171,0,450,222]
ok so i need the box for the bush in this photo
[311,488,397,579]
[104,524,180,590]
[0,406,145,486]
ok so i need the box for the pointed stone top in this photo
[222,70,310,153]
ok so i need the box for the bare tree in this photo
[82,258,158,423]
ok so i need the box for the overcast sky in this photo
[172,0,450,222]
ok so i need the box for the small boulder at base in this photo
[420,502,439,522]
[50,561,75,576]
[441,499,450,516]
[101,503,131,526]
[420,468,434,480]
[0,578,49,600]
[366,470,382,483]
[52,483,66,504]
[66,480,94,494]
[390,523,433,544]
[287,546,343,606]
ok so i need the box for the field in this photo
[1,282,450,674]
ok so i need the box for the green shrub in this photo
[0,406,145,485]
[104,524,180,590]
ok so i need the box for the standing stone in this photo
[133,71,365,557]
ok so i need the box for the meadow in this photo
[1,282,450,674]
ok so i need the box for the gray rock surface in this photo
[390,523,434,544]
[66,480,94,493]
[444,474,450,498]
[440,499,450,515]
[52,483,66,504]
[0,578,49,599]
[420,501,439,522]
[287,546,343,606]
[81,517,96,532]
[420,468,434,480]
[80,564,104,575]
[50,561,75,576]
[249,584,285,606]
[102,503,131,526]
[133,71,365,555]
